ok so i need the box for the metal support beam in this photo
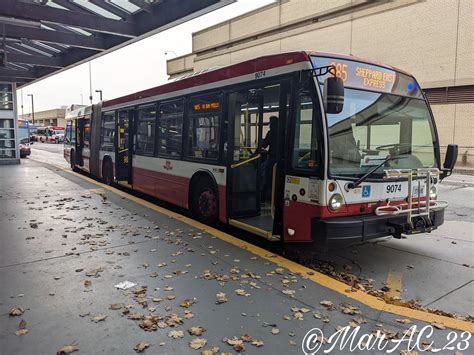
[0,76,28,83]
[6,53,63,68]
[88,0,134,21]
[20,40,58,56]
[134,0,224,34]
[0,67,38,79]
[0,0,137,37]
[4,24,107,50]
[129,0,154,14]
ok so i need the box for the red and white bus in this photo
[64,51,458,245]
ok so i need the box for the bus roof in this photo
[102,51,414,110]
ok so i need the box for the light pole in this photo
[27,94,34,125]
[95,89,103,101]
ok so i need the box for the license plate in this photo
[412,185,425,197]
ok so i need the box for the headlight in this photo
[328,193,344,211]
[429,186,437,200]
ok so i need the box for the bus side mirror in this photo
[323,77,344,114]
[440,144,458,180]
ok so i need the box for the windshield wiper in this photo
[347,155,406,189]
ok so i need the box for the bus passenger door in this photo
[115,109,132,185]
[227,83,287,240]
[76,117,84,166]
[227,89,263,219]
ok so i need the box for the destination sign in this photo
[193,102,220,111]
[312,56,423,99]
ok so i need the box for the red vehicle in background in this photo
[37,126,65,143]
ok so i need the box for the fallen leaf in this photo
[56,343,79,355]
[188,326,205,336]
[184,311,194,319]
[234,289,250,297]
[109,303,124,310]
[134,342,150,353]
[168,330,184,339]
[216,292,228,304]
[91,314,107,322]
[396,318,412,324]
[180,299,195,308]
[251,339,264,347]
[320,300,334,309]
[9,307,25,316]
[431,323,446,330]
[189,338,207,350]
[271,328,280,335]
[128,313,145,320]
[15,329,28,336]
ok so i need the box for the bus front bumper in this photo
[311,209,445,244]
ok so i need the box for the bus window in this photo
[292,91,320,171]
[135,105,156,156]
[187,95,221,160]
[83,116,91,148]
[100,112,115,151]
[158,100,183,158]
[228,85,280,161]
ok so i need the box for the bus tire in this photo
[190,176,218,225]
[102,159,113,185]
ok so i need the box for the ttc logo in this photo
[362,185,371,198]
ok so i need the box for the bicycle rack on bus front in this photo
[375,168,448,231]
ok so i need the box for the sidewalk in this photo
[0,159,472,354]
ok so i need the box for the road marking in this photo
[385,271,402,301]
[55,164,474,332]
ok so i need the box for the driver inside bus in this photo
[261,116,278,203]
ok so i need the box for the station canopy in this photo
[0,0,233,88]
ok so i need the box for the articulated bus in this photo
[64,51,458,245]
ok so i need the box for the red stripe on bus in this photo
[132,167,227,223]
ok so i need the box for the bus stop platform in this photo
[1,159,472,354]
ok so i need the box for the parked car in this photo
[19,137,31,158]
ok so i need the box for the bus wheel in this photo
[102,160,113,185]
[191,180,218,225]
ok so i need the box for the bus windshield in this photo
[312,56,437,179]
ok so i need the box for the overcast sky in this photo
[17,0,274,114]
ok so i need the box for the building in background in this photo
[167,0,474,168]
[19,107,69,127]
